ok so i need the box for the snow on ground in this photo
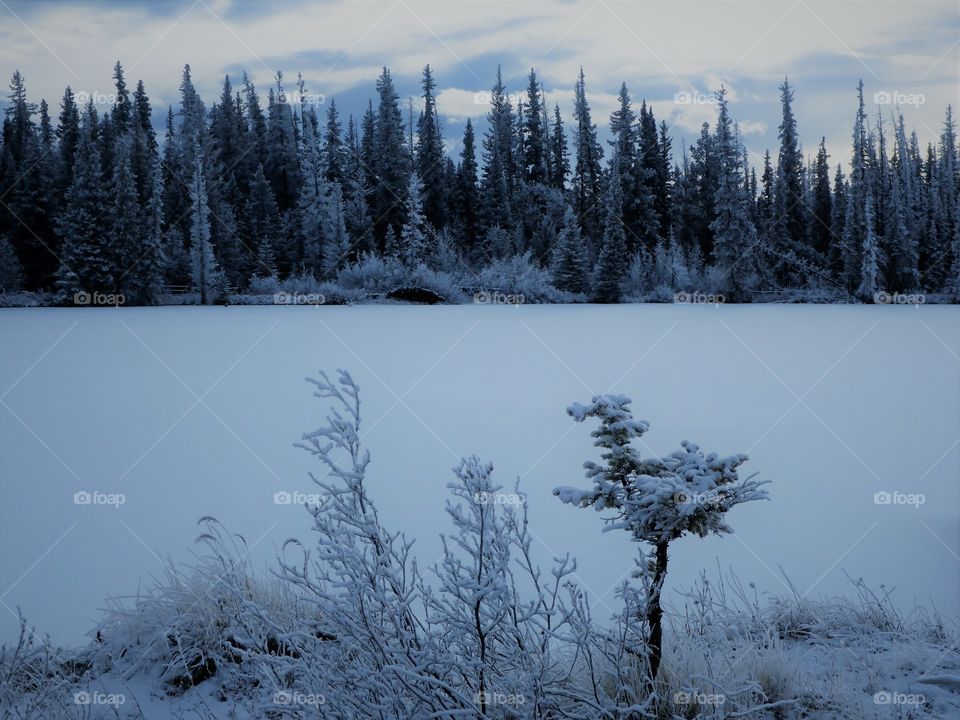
[0,304,957,651]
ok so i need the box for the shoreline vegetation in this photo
[1,63,958,308]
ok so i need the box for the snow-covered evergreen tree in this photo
[548,104,569,191]
[188,145,223,304]
[245,162,279,279]
[320,181,349,277]
[710,89,758,301]
[296,103,325,277]
[551,206,589,293]
[416,65,446,229]
[399,172,428,267]
[555,394,768,680]
[572,68,604,256]
[264,72,300,212]
[55,103,111,299]
[108,132,142,296]
[772,78,809,282]
[521,68,547,183]
[593,156,628,302]
[857,193,881,302]
[811,137,833,258]
[479,67,515,238]
[454,118,481,262]
[134,158,166,304]
[842,81,871,292]
[372,67,409,245]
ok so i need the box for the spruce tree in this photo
[842,80,870,292]
[372,67,409,245]
[297,107,326,277]
[608,83,640,250]
[830,164,847,279]
[242,73,268,169]
[111,61,131,133]
[416,65,446,229]
[109,132,142,297]
[593,157,628,302]
[188,145,223,303]
[245,162,279,279]
[811,137,833,258]
[551,206,589,293]
[479,66,515,239]
[56,86,81,197]
[688,122,719,261]
[135,158,166,304]
[265,72,300,211]
[56,104,111,298]
[656,120,674,239]
[572,68,603,255]
[321,181,350,277]
[454,118,481,262]
[772,78,809,282]
[521,68,547,183]
[323,99,346,185]
[710,88,758,301]
[857,193,881,301]
[548,104,569,190]
[637,101,666,250]
[3,70,57,289]
[399,172,428,267]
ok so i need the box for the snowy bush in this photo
[0,613,79,720]
[476,252,577,303]
[333,253,467,303]
[276,370,589,716]
[245,273,282,296]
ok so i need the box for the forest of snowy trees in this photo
[0,62,958,305]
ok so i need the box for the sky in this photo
[1,0,958,172]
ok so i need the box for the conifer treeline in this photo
[0,62,957,303]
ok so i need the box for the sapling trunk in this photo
[646,540,669,681]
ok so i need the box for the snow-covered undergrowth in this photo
[3,553,956,718]
[2,371,957,719]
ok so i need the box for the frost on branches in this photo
[279,370,589,717]
[555,394,769,680]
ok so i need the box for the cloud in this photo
[0,0,955,166]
